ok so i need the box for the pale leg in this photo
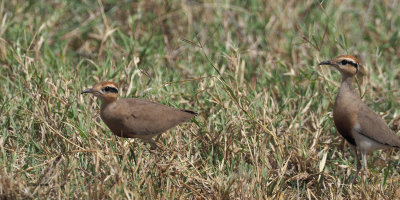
[351,146,361,184]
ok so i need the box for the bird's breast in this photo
[100,102,129,137]
[333,95,359,146]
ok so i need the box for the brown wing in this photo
[115,98,197,136]
[357,104,400,148]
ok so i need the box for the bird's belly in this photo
[352,131,389,153]
[103,118,160,139]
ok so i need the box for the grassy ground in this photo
[2,0,400,199]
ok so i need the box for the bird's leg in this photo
[361,152,369,182]
[340,139,346,154]
[150,140,158,150]
[154,134,163,148]
[128,142,137,165]
[155,134,162,142]
[142,138,159,150]
[351,147,361,184]
[361,152,368,171]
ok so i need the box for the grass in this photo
[1,0,400,199]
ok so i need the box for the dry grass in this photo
[1,0,400,199]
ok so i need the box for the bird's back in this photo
[100,98,197,138]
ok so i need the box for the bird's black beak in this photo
[81,88,94,94]
[318,60,333,66]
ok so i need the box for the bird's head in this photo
[319,55,360,77]
[82,81,119,103]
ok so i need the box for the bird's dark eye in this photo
[341,60,348,65]
[103,86,118,93]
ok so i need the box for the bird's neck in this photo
[339,75,356,95]
[100,97,117,109]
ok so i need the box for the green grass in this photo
[2,0,400,199]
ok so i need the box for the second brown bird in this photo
[82,81,197,149]
[319,55,400,181]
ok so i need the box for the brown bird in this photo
[318,55,400,180]
[81,81,197,149]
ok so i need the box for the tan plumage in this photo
[82,81,197,149]
[319,55,400,180]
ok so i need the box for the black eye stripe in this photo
[103,86,118,93]
[340,60,358,68]
[348,61,358,68]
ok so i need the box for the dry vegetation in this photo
[2,0,400,199]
